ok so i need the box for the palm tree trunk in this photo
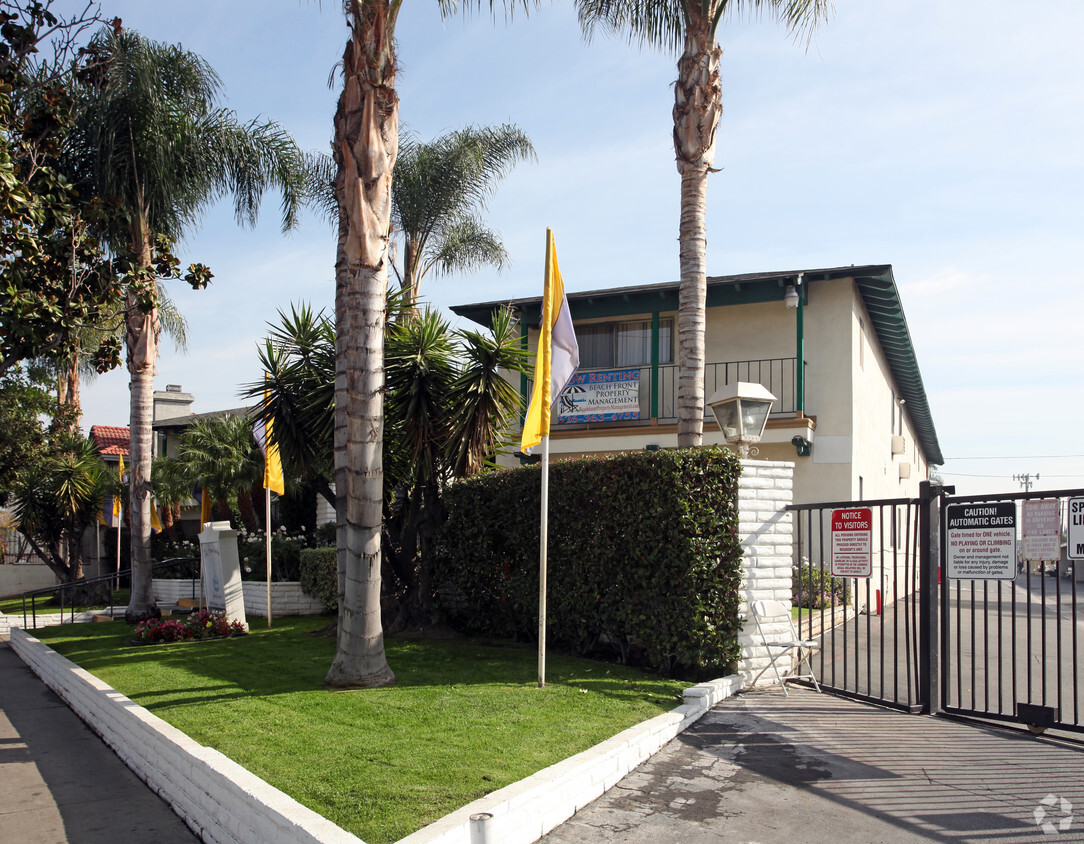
[124,226,162,623]
[325,0,397,689]
[673,19,721,447]
[57,358,81,431]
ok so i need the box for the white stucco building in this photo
[453,264,942,506]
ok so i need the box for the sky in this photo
[71,0,1084,497]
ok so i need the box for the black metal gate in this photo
[790,493,928,713]
[789,483,1084,738]
[940,488,1083,737]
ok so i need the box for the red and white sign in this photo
[831,508,873,578]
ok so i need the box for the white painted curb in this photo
[10,627,363,844]
[10,627,743,844]
[396,675,744,844]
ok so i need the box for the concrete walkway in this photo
[542,688,1084,843]
[0,642,196,843]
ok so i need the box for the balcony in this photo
[537,357,801,430]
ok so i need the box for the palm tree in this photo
[382,305,528,630]
[245,300,527,632]
[65,26,307,623]
[577,0,829,445]
[13,432,106,584]
[176,414,265,533]
[250,304,337,508]
[150,455,190,540]
[392,125,535,306]
[330,0,537,686]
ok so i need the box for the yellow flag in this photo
[521,229,580,454]
[254,383,285,496]
[150,500,163,533]
[112,454,124,521]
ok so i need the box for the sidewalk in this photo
[542,688,1084,843]
[0,642,197,843]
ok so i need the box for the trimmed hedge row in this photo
[299,546,337,612]
[430,447,743,677]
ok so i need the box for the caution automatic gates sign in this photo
[945,502,1017,580]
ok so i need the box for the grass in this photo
[0,588,130,616]
[32,617,689,843]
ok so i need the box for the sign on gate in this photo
[945,502,1016,580]
[831,508,873,577]
[1022,499,1060,561]
[1068,497,1084,560]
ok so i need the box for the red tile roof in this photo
[89,425,129,457]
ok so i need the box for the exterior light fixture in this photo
[707,381,777,458]
[784,283,800,309]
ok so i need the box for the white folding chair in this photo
[749,599,821,695]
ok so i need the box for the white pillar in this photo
[736,459,795,684]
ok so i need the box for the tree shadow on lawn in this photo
[36,617,686,712]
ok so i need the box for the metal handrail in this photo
[19,556,199,629]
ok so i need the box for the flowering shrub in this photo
[133,610,247,644]
[792,560,850,609]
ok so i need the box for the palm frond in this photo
[66,27,308,250]
[392,124,534,298]
[420,216,508,284]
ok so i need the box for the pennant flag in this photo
[118,453,126,483]
[253,386,285,496]
[104,453,126,527]
[150,500,163,533]
[200,488,212,525]
[521,229,579,454]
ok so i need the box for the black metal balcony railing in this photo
[657,358,799,420]
[529,357,799,428]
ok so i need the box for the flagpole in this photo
[265,487,272,628]
[538,435,550,688]
[115,519,121,590]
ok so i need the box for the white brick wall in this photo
[10,627,362,844]
[396,675,743,844]
[152,580,325,617]
[736,459,796,684]
[10,625,743,844]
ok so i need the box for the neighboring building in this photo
[88,424,129,474]
[452,264,942,506]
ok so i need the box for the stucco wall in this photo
[499,272,935,508]
[0,564,59,599]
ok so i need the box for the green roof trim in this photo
[452,263,942,465]
[849,267,943,465]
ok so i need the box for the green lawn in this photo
[32,617,688,843]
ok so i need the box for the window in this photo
[578,319,673,369]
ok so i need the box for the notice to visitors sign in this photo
[946,502,1016,580]
[1022,499,1060,562]
[831,508,873,578]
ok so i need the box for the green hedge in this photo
[300,546,337,612]
[430,447,743,678]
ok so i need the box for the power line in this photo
[944,454,1084,460]
[939,471,1084,479]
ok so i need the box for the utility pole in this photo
[1013,472,1039,493]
